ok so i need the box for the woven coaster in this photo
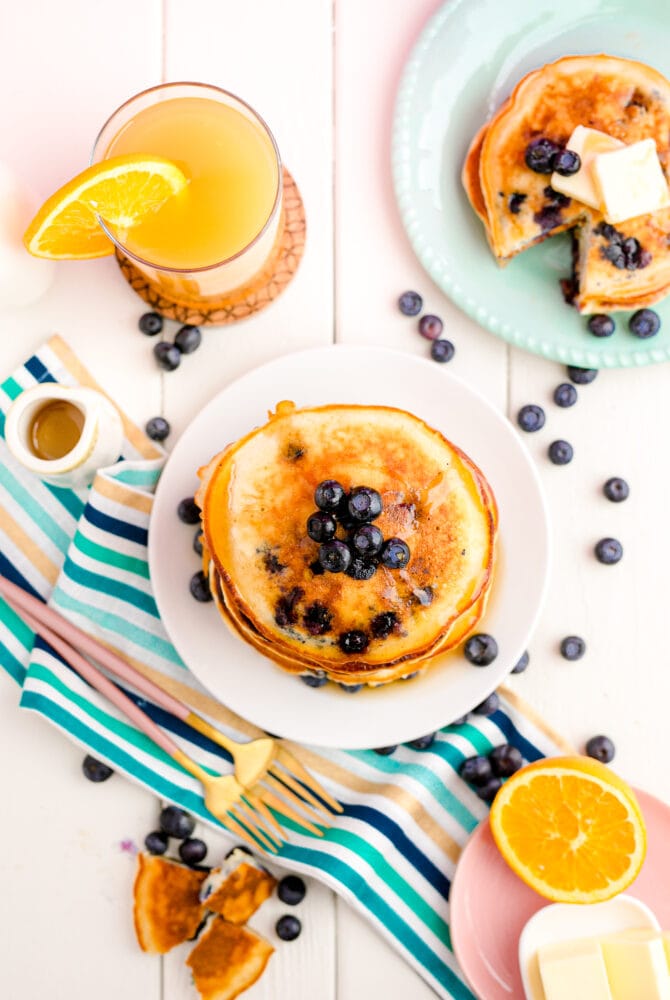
[114,167,306,326]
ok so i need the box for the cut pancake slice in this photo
[133,853,207,954]
[199,850,277,924]
[186,916,274,1000]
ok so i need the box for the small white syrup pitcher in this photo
[5,383,124,490]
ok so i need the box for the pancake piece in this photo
[199,849,277,924]
[196,402,497,687]
[462,54,670,312]
[186,917,274,1000]
[133,853,207,954]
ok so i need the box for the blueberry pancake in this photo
[195,402,497,688]
[463,54,670,312]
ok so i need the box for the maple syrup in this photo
[29,399,85,461]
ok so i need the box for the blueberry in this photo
[476,777,503,802]
[629,308,661,339]
[179,837,208,865]
[543,185,570,208]
[274,587,303,626]
[464,633,498,666]
[159,805,196,840]
[314,480,346,513]
[511,650,530,674]
[450,715,470,726]
[309,560,325,576]
[517,404,546,432]
[189,570,213,602]
[340,683,363,693]
[319,539,352,573]
[567,366,598,385]
[139,312,164,336]
[144,830,169,855]
[508,192,527,214]
[145,416,171,441]
[307,511,337,543]
[278,875,306,906]
[276,915,301,941]
[524,137,561,174]
[350,524,384,556]
[586,734,616,763]
[153,341,181,371]
[82,755,114,782]
[603,243,626,268]
[489,744,523,778]
[418,314,443,340]
[548,439,573,465]
[177,497,200,524]
[603,477,629,503]
[459,755,493,786]
[346,556,377,581]
[174,324,202,354]
[380,537,411,569]
[430,338,455,363]
[473,692,500,716]
[347,486,383,523]
[553,149,581,176]
[553,383,577,408]
[370,611,398,639]
[300,672,328,688]
[374,746,397,756]
[398,290,423,316]
[193,530,204,557]
[595,537,623,565]
[302,602,332,636]
[409,732,436,750]
[560,635,586,661]
[338,630,369,655]
[587,314,615,338]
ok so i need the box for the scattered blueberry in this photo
[174,324,202,354]
[82,755,114,782]
[586,734,616,763]
[603,477,629,503]
[177,497,200,524]
[553,383,578,408]
[179,838,208,865]
[409,732,436,750]
[189,570,213,602]
[276,915,302,941]
[350,524,384,556]
[139,312,163,336]
[307,511,337,543]
[459,755,493,786]
[159,805,196,840]
[153,341,181,372]
[319,539,352,573]
[145,416,171,441]
[278,875,306,906]
[346,556,377,581]
[553,149,581,176]
[193,531,204,557]
[629,308,661,339]
[517,404,546,432]
[340,683,363,693]
[338,630,369,655]
[548,439,574,465]
[560,635,586,661]
[431,339,455,363]
[380,537,411,569]
[144,830,169,855]
[374,746,397,756]
[473,692,500,716]
[418,314,443,340]
[587,314,615,338]
[489,744,523,778]
[315,480,346,512]
[398,290,423,316]
[567,366,598,385]
[476,777,503,802]
[464,633,498,666]
[347,486,383,523]
[370,611,398,639]
[302,602,333,636]
[594,537,623,565]
[524,137,561,174]
[300,672,328,688]
[450,715,470,726]
[511,650,530,674]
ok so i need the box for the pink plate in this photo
[450,788,670,999]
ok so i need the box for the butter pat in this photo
[537,938,613,1000]
[592,138,670,223]
[550,125,624,209]
[601,931,670,1000]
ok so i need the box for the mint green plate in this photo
[392,0,670,368]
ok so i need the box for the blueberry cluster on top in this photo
[524,138,581,177]
[595,222,652,271]
[307,480,411,580]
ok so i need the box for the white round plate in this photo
[149,345,550,749]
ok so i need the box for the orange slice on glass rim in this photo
[23,154,188,260]
[489,755,647,903]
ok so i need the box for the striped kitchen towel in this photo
[0,336,569,1000]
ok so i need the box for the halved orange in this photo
[489,756,646,903]
[24,154,188,260]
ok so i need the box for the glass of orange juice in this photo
[91,82,283,313]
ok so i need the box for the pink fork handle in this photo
[16,603,183,762]
[0,575,189,721]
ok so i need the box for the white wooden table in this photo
[1,2,669,998]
